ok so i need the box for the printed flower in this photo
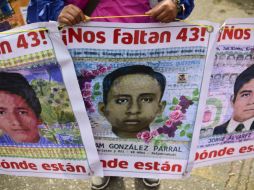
[92,70,100,76]
[156,124,178,138]
[174,105,182,110]
[169,110,184,123]
[179,95,193,112]
[138,95,195,142]
[82,70,96,79]
[167,125,177,137]
[80,65,113,113]
[89,108,95,112]
[150,130,159,137]
[140,131,151,142]
[137,130,159,142]
[83,90,92,98]
[84,100,93,109]
[173,121,182,127]
[84,82,91,89]
[137,131,153,143]
[137,132,142,139]
[165,120,173,127]
[157,127,164,134]
[98,65,107,73]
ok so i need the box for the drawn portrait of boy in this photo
[213,65,254,135]
[0,72,52,144]
[98,65,166,138]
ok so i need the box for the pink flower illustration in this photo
[84,82,91,89]
[137,130,159,143]
[83,70,95,78]
[137,95,195,142]
[150,130,159,137]
[83,90,92,98]
[165,120,173,127]
[169,110,184,123]
[174,105,182,110]
[92,70,100,76]
[141,131,151,142]
[137,132,142,139]
[98,66,107,73]
[137,131,152,143]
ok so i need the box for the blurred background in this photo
[0,0,254,190]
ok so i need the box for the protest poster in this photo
[0,0,29,31]
[195,18,254,167]
[0,22,102,178]
[63,21,219,178]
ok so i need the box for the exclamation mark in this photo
[39,31,48,45]
[200,27,206,41]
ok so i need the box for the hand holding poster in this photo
[195,18,254,167]
[63,21,219,178]
[0,22,102,178]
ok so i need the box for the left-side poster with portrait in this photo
[0,22,102,178]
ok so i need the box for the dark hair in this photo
[102,65,166,104]
[0,72,41,118]
[233,64,254,102]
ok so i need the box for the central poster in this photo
[63,21,218,178]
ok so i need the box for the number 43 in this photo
[17,32,42,49]
[176,27,206,42]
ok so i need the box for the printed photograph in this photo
[0,64,83,146]
[75,54,202,143]
[201,48,254,137]
[213,64,254,135]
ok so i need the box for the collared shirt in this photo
[227,118,254,133]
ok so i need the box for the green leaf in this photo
[169,106,175,110]
[155,118,164,123]
[180,130,186,137]
[177,124,183,130]
[184,124,191,130]
[192,88,199,96]
[187,133,192,139]
[192,97,199,101]
[93,91,102,96]
[156,115,163,119]
[172,97,179,105]
[93,82,100,90]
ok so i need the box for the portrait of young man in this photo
[0,72,52,144]
[213,64,254,135]
[98,65,166,139]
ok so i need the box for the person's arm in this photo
[146,0,194,23]
[27,0,65,23]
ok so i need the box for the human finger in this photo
[58,4,85,25]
